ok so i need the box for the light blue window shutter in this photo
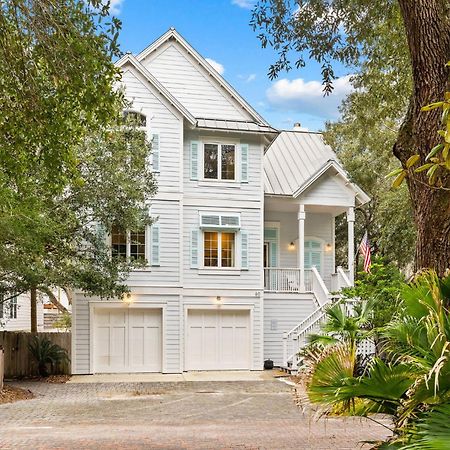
[241,231,249,270]
[270,242,278,267]
[241,143,249,182]
[152,133,160,172]
[311,251,321,272]
[190,141,199,180]
[150,223,160,266]
[190,229,199,268]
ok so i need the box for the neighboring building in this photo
[71,29,369,374]
[0,294,44,332]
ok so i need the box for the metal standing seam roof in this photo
[264,131,340,196]
[196,118,278,134]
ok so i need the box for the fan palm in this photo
[306,270,450,445]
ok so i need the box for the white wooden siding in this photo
[300,174,355,207]
[183,207,263,289]
[121,68,183,195]
[183,131,263,202]
[72,293,182,374]
[141,42,253,121]
[0,294,44,332]
[264,211,334,288]
[263,293,316,366]
[128,200,181,286]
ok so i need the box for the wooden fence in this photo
[0,331,71,379]
[0,346,4,389]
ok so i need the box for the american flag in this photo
[359,231,372,273]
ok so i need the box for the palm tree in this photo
[305,270,450,446]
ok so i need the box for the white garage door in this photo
[94,308,162,373]
[186,310,251,370]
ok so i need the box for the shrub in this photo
[28,336,69,377]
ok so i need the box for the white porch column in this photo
[298,204,306,291]
[347,207,355,285]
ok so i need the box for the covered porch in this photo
[263,196,355,294]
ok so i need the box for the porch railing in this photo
[264,268,313,293]
[330,266,353,291]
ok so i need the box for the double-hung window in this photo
[204,143,236,180]
[111,225,147,262]
[204,231,236,268]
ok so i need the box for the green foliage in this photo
[53,313,72,332]
[305,270,450,446]
[402,403,450,449]
[28,336,70,377]
[388,78,450,189]
[0,1,158,302]
[341,258,406,328]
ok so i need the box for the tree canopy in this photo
[0,1,158,320]
[252,0,450,274]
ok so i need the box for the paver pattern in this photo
[0,380,392,449]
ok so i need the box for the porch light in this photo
[216,296,222,302]
[288,242,295,250]
[325,243,332,252]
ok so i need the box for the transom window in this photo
[204,231,235,268]
[111,225,147,261]
[204,143,235,180]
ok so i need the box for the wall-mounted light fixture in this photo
[216,296,222,302]
[123,292,133,305]
[288,242,295,250]
[325,243,332,252]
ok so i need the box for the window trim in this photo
[110,226,150,265]
[200,138,239,182]
[202,230,236,269]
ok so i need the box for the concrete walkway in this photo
[68,370,286,383]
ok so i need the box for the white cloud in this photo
[108,0,124,15]
[266,75,353,119]
[231,0,254,9]
[238,73,257,83]
[205,58,225,75]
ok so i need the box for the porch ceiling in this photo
[264,195,348,216]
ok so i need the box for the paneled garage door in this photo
[94,308,162,373]
[186,310,251,370]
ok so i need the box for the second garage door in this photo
[186,309,251,370]
[94,308,162,373]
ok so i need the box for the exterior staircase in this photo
[280,266,352,374]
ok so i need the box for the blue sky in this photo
[111,0,352,131]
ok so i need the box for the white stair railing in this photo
[282,267,332,370]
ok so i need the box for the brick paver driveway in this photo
[0,380,391,449]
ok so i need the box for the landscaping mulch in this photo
[0,385,34,405]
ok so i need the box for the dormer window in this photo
[204,143,235,180]
[123,110,146,127]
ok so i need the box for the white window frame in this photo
[201,140,238,182]
[110,227,150,264]
[202,230,237,269]
[9,297,17,319]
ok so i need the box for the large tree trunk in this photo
[394,0,450,275]
[30,286,37,333]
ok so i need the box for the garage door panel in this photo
[187,309,251,371]
[94,308,162,373]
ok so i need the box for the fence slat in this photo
[0,331,71,378]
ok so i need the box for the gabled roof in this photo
[115,53,196,125]
[264,131,370,205]
[135,28,270,126]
